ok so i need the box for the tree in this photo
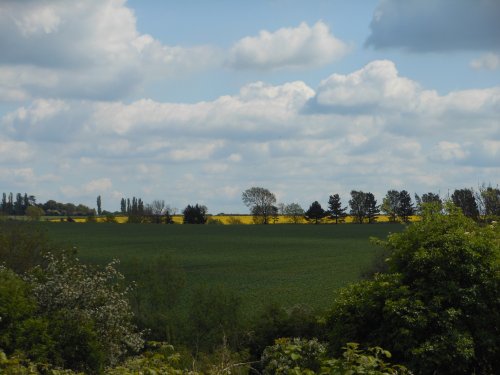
[476,184,500,219]
[381,190,400,223]
[14,193,23,215]
[415,192,442,215]
[304,201,327,224]
[364,192,380,223]
[182,204,208,224]
[349,191,367,224]
[0,193,6,214]
[452,188,479,220]
[96,195,102,216]
[25,206,44,221]
[325,204,500,374]
[149,200,166,224]
[27,252,144,368]
[242,187,276,225]
[284,203,304,224]
[395,190,414,223]
[328,194,347,224]
[120,198,126,214]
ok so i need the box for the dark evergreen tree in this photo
[1,193,6,213]
[96,195,102,216]
[120,198,126,213]
[182,204,208,224]
[328,194,347,224]
[452,188,479,220]
[396,190,414,223]
[126,198,131,213]
[7,192,13,214]
[304,201,327,224]
[14,193,23,215]
[364,192,380,223]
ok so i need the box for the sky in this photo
[0,0,499,213]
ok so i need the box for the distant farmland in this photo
[44,223,405,314]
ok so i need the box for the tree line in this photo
[241,184,500,225]
[3,183,499,225]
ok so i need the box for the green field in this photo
[44,223,404,314]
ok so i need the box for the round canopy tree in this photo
[242,187,276,224]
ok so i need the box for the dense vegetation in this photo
[1,202,499,374]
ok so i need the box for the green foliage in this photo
[326,203,500,374]
[451,188,479,220]
[0,267,46,357]
[249,304,321,359]
[26,252,144,368]
[107,342,195,375]
[242,187,277,225]
[321,343,411,375]
[284,203,305,224]
[327,194,347,224]
[183,204,208,224]
[261,339,410,375]
[261,338,326,374]
[25,206,44,221]
[304,201,327,224]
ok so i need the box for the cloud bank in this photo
[1,60,498,211]
[0,0,220,101]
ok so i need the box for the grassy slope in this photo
[44,223,404,313]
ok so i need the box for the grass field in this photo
[44,223,405,315]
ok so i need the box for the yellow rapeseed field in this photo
[49,215,420,224]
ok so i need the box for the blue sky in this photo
[0,0,499,213]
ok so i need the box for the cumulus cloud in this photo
[1,60,498,211]
[470,53,500,70]
[307,60,500,129]
[366,0,500,52]
[0,0,219,101]
[228,21,349,70]
[310,60,420,113]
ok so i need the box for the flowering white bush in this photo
[26,252,144,366]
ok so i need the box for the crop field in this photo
[44,223,404,315]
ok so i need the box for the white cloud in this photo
[470,53,500,71]
[84,178,113,194]
[0,60,498,211]
[312,60,420,112]
[228,21,349,70]
[432,141,469,162]
[0,0,219,101]
[0,139,34,162]
[169,141,224,161]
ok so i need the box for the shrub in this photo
[325,204,500,374]
[26,252,144,368]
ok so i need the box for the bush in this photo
[26,252,144,368]
[325,204,500,374]
[249,303,321,359]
